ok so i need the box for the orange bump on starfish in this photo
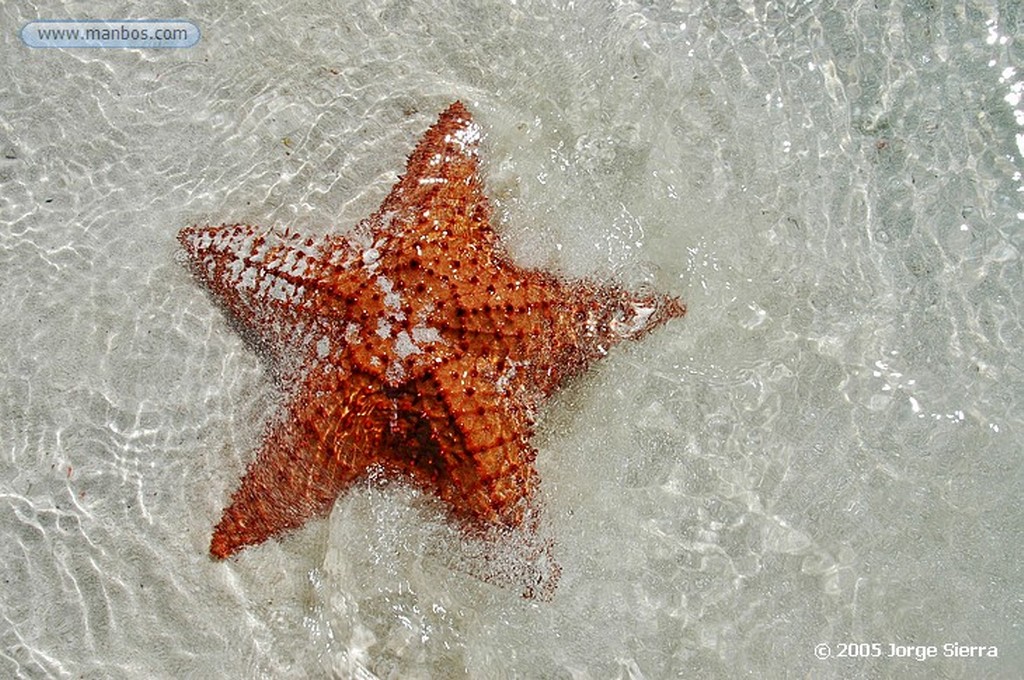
[179,101,685,592]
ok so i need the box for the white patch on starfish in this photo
[227,258,245,281]
[495,360,522,393]
[393,330,421,360]
[611,303,656,337]
[240,267,257,289]
[375,275,404,313]
[446,119,481,155]
[269,277,298,302]
[362,248,380,266]
[411,325,443,346]
[385,361,406,383]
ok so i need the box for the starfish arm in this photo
[435,266,686,400]
[210,369,384,559]
[418,355,540,528]
[178,225,349,366]
[507,279,687,398]
[363,102,496,248]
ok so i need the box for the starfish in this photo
[179,102,685,590]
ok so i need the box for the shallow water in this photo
[1,0,1021,677]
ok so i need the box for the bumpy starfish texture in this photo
[179,102,685,592]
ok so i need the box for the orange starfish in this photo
[179,102,685,591]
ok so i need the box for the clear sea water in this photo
[1,0,1020,678]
